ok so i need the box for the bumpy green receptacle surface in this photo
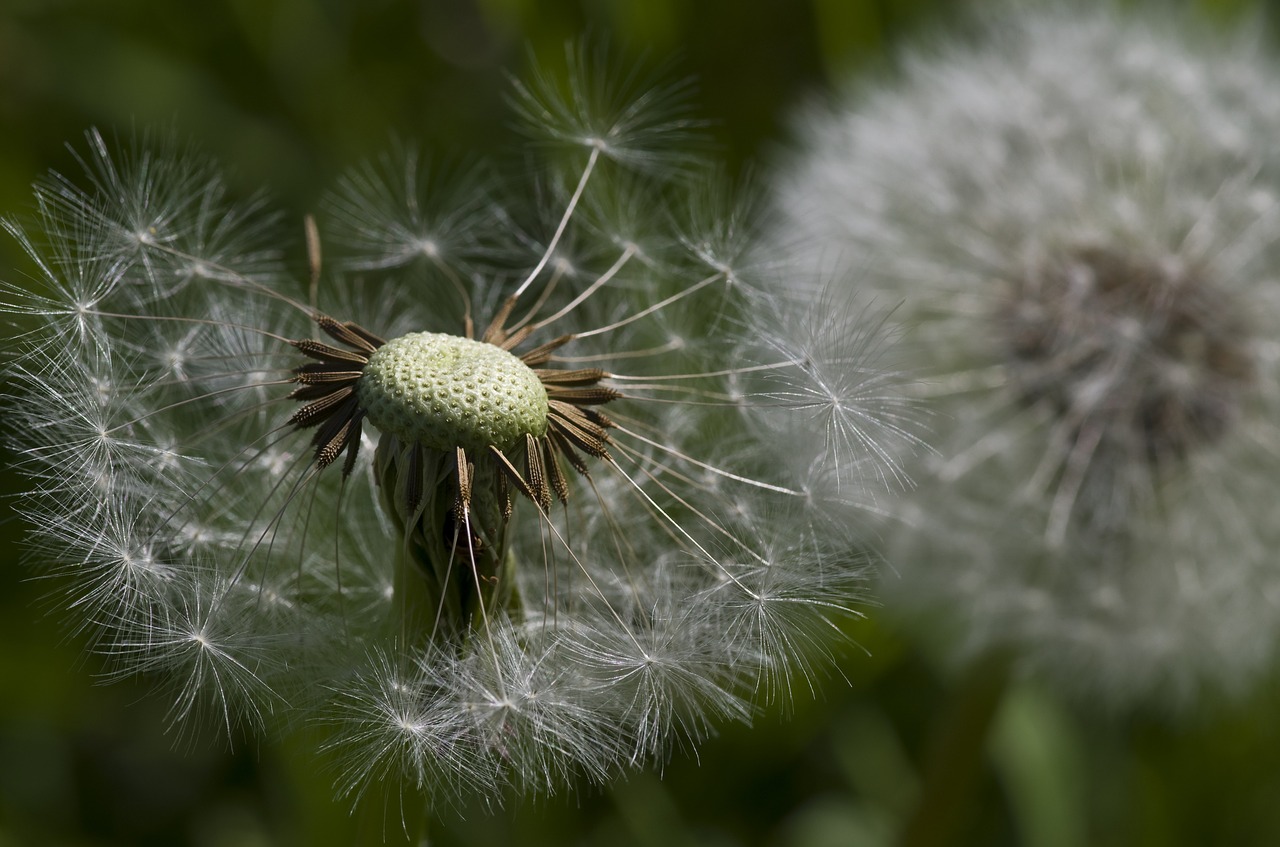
[358,332,549,453]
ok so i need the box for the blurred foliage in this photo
[3,1,1280,846]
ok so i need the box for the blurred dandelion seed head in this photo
[2,51,910,806]
[768,1,1280,711]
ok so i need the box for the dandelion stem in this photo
[393,531,441,647]
[897,651,1013,847]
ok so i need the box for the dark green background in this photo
[3,1,1280,845]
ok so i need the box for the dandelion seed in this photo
[768,0,1280,711]
[3,56,908,807]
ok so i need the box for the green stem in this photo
[392,529,446,644]
[898,651,1013,847]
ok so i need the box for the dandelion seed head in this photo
[768,0,1280,711]
[3,52,912,808]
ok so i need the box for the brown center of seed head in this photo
[1000,244,1254,467]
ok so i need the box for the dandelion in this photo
[2,52,907,811]
[767,1,1280,712]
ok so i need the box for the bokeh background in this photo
[3,1,1280,845]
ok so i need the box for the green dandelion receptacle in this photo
[359,333,550,454]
